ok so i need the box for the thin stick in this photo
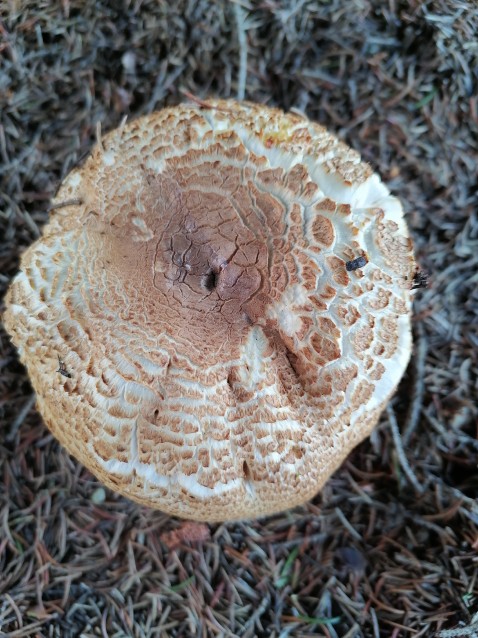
[47,198,83,212]
[387,403,424,494]
[7,394,36,442]
[233,1,248,100]
[179,89,235,113]
[334,507,362,541]
[403,321,427,445]
[96,121,104,153]
[117,114,128,143]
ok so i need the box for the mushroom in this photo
[4,99,416,522]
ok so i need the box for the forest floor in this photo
[1,1,477,637]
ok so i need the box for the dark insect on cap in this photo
[412,270,428,290]
[346,256,368,272]
[57,357,72,378]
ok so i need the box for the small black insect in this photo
[345,255,368,272]
[57,357,72,378]
[411,270,428,290]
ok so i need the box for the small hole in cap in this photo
[243,460,251,479]
[203,269,218,291]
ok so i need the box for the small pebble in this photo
[91,487,106,504]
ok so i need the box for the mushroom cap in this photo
[4,99,416,522]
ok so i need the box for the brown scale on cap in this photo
[4,99,417,521]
